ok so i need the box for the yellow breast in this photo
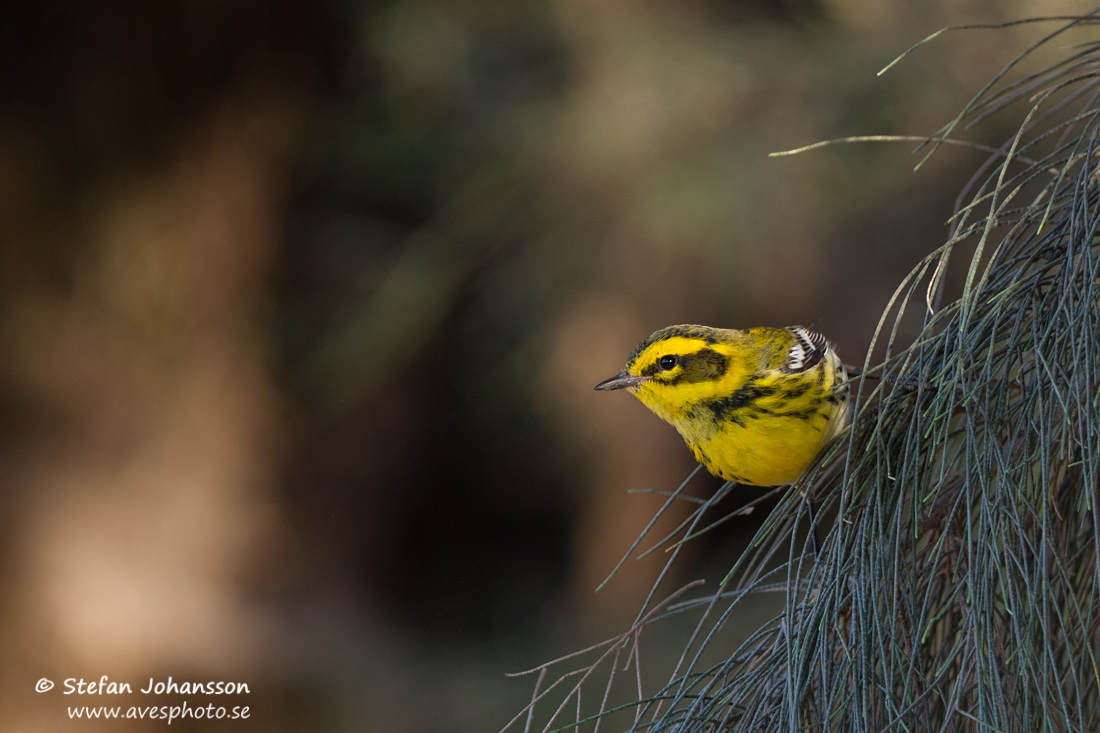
[671,349,848,485]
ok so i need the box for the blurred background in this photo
[1,1,1094,730]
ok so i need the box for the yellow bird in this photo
[595,325,850,486]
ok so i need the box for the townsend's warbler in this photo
[595,325,850,486]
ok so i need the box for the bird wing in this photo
[783,326,828,373]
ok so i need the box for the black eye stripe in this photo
[637,348,729,380]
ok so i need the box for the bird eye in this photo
[659,355,678,370]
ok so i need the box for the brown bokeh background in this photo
[1,2,1093,730]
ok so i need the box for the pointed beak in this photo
[594,371,646,391]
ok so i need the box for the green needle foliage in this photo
[508,11,1100,732]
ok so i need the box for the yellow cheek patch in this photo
[629,339,755,418]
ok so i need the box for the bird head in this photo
[594,325,752,423]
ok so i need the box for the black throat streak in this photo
[694,375,825,425]
[694,376,777,426]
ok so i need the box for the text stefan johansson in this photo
[63,676,249,695]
